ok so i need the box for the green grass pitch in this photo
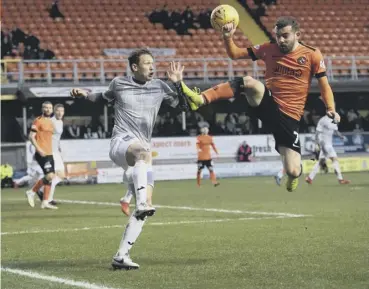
[2,172,369,289]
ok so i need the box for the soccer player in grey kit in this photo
[70,49,186,269]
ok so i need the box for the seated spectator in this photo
[96,125,106,138]
[1,163,14,188]
[11,27,26,47]
[24,34,40,50]
[38,43,56,60]
[173,20,192,36]
[198,9,212,29]
[182,6,195,29]
[148,8,161,23]
[353,123,364,133]
[1,29,14,58]
[225,113,238,134]
[237,141,252,162]
[159,5,172,30]
[84,126,98,139]
[347,109,359,131]
[23,45,38,60]
[170,9,182,26]
[49,0,65,19]
[67,121,81,138]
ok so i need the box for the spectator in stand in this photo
[148,8,161,24]
[198,9,212,29]
[1,29,14,58]
[38,43,56,60]
[84,126,98,139]
[173,19,192,36]
[237,141,252,162]
[96,125,106,139]
[362,112,369,131]
[159,5,172,30]
[353,123,364,133]
[24,33,40,50]
[254,3,267,18]
[347,109,359,131]
[23,45,38,60]
[170,9,182,27]
[67,120,81,139]
[182,6,195,29]
[49,0,65,19]
[225,113,238,135]
[1,163,14,188]
[212,121,226,135]
[11,27,26,47]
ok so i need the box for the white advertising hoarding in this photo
[26,134,290,165]
[96,161,282,184]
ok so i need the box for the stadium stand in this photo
[1,0,368,80]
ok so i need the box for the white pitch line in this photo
[1,267,123,289]
[58,199,309,218]
[1,216,283,236]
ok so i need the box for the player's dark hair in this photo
[54,103,64,110]
[275,16,300,32]
[128,48,154,72]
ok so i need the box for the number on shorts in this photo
[293,131,299,146]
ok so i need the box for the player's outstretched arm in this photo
[70,88,109,102]
[222,23,250,60]
[317,77,340,124]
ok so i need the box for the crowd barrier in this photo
[22,132,369,183]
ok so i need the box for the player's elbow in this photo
[227,52,238,60]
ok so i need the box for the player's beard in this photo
[279,38,296,54]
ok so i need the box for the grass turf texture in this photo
[2,172,369,289]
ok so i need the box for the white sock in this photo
[122,184,134,203]
[132,160,148,207]
[332,160,343,180]
[308,161,320,180]
[49,176,61,201]
[118,212,146,256]
[14,175,32,186]
[277,168,284,179]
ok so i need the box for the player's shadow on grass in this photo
[137,257,214,266]
[3,213,116,220]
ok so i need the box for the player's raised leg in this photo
[125,142,155,219]
[181,75,265,110]
[279,147,302,192]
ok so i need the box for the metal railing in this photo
[1,56,368,85]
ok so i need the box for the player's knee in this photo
[42,176,51,185]
[242,76,257,88]
[45,173,54,182]
[127,146,150,165]
[286,166,301,178]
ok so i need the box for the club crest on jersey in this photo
[297,56,307,65]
